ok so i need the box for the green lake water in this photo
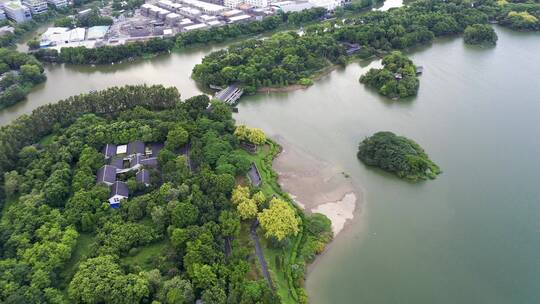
[2,25,540,304]
[235,27,540,303]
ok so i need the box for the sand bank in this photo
[272,136,363,236]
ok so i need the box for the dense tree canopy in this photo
[0,48,46,109]
[360,51,419,99]
[357,131,441,181]
[193,31,344,93]
[464,24,498,44]
[0,85,331,303]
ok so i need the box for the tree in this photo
[68,255,150,304]
[464,24,498,45]
[231,185,250,205]
[219,210,240,238]
[20,64,46,84]
[234,125,266,145]
[190,263,217,290]
[158,276,194,304]
[201,286,226,304]
[165,126,189,151]
[237,199,258,220]
[4,170,21,197]
[258,198,300,241]
[171,201,199,228]
[27,39,40,50]
[252,191,266,207]
[357,131,441,181]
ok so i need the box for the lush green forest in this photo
[192,32,343,93]
[191,0,540,91]
[0,85,332,303]
[357,131,441,181]
[0,49,46,110]
[463,24,498,44]
[359,51,419,99]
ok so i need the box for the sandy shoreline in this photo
[272,136,363,236]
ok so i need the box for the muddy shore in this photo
[272,136,363,236]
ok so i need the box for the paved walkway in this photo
[250,220,273,289]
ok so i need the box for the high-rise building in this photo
[2,1,32,23]
[22,0,48,15]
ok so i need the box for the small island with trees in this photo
[359,51,420,99]
[357,131,441,181]
[464,24,498,45]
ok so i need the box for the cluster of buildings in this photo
[39,25,110,49]
[1,0,69,23]
[137,0,272,33]
[96,141,163,207]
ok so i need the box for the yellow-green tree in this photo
[231,185,250,205]
[258,198,300,241]
[234,125,266,145]
[253,191,266,207]
[237,199,258,220]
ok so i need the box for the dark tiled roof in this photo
[109,158,124,169]
[247,163,262,187]
[140,157,158,167]
[130,154,143,167]
[148,142,164,157]
[128,140,145,155]
[103,144,117,158]
[111,181,129,197]
[136,169,150,185]
[97,165,117,184]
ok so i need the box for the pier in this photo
[214,84,244,104]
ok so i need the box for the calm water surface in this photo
[236,27,540,304]
[3,25,540,304]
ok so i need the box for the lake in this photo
[3,24,540,304]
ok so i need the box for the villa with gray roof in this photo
[96,140,163,207]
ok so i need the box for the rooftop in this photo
[111,181,129,197]
[97,165,117,184]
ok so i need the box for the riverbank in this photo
[272,136,362,236]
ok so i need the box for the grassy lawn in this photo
[258,230,299,304]
[123,240,169,270]
[38,134,54,146]
[59,233,95,291]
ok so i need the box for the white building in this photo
[271,0,314,12]
[245,0,268,7]
[177,6,201,18]
[308,0,340,10]
[228,14,251,23]
[3,1,32,23]
[46,0,68,7]
[223,0,243,8]
[178,0,227,15]
[182,23,207,31]
[22,0,48,15]
[224,0,267,8]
